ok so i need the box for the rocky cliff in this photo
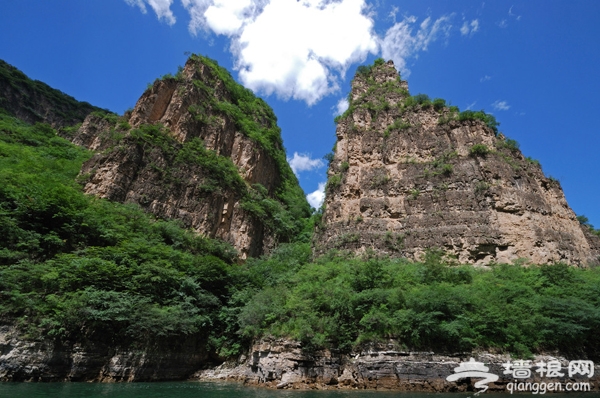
[72,55,309,259]
[316,60,600,266]
[0,60,103,127]
[196,338,600,392]
[0,325,208,382]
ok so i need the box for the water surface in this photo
[0,382,596,398]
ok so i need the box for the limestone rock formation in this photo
[316,60,600,266]
[72,55,309,259]
[0,325,208,382]
[195,338,600,391]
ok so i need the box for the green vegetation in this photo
[0,60,104,126]
[404,93,432,109]
[526,157,541,168]
[238,248,600,358]
[326,174,342,191]
[422,151,457,178]
[496,138,520,152]
[3,56,600,364]
[469,143,491,156]
[432,98,447,111]
[185,55,310,229]
[577,215,600,237]
[458,110,500,135]
[0,112,240,353]
[384,119,411,137]
[356,58,386,77]
[475,181,491,192]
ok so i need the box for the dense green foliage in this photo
[238,248,600,358]
[0,60,104,126]
[3,56,599,364]
[0,112,239,352]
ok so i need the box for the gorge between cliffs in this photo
[0,56,599,392]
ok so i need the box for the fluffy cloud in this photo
[131,0,377,105]
[460,19,479,36]
[492,100,510,111]
[381,14,453,77]
[333,98,349,116]
[306,182,326,209]
[287,152,324,176]
[125,0,176,25]
[127,1,471,104]
[233,0,378,105]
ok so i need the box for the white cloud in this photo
[333,98,349,116]
[126,0,176,25]
[492,100,510,111]
[460,19,479,36]
[466,101,477,110]
[480,75,491,82]
[126,1,469,105]
[178,0,378,105]
[125,0,377,106]
[381,14,453,77]
[233,0,378,105]
[306,182,326,209]
[287,152,324,176]
[497,19,508,28]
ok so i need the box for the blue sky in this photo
[1,0,598,227]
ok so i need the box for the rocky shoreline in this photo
[195,338,599,392]
[2,328,598,393]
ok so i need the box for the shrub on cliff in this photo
[459,110,500,135]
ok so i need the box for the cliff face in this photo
[196,338,600,391]
[0,60,103,127]
[72,55,309,259]
[0,325,208,382]
[316,60,600,266]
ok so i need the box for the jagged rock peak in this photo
[72,55,309,260]
[316,59,600,266]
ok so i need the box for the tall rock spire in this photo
[315,59,599,265]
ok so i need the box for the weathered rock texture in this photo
[196,338,599,391]
[0,59,103,127]
[72,56,307,259]
[316,60,600,266]
[0,325,208,382]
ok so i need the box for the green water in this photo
[0,382,597,398]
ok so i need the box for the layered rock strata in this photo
[316,60,600,265]
[0,325,208,382]
[196,338,600,391]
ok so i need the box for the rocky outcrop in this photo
[0,59,103,127]
[196,338,600,391]
[316,60,600,266]
[0,325,209,382]
[71,55,308,259]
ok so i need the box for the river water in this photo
[0,382,596,398]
